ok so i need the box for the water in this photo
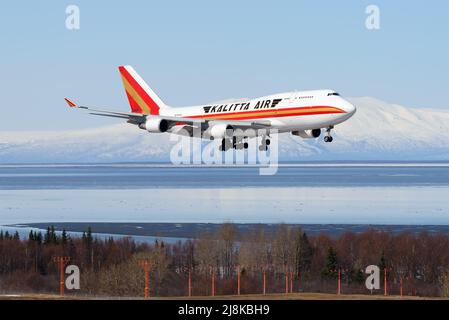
[0,163,448,225]
[1,163,448,189]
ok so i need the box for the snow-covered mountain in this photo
[1,97,448,163]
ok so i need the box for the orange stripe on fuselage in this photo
[186,106,345,120]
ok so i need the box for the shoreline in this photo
[5,222,449,239]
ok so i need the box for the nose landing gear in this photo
[324,126,334,143]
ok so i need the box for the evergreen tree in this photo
[44,227,51,244]
[61,229,68,245]
[86,227,93,246]
[13,231,20,241]
[83,227,94,270]
[321,246,339,279]
[36,232,43,245]
[68,237,76,258]
[50,225,58,244]
[379,250,387,281]
[294,231,313,276]
[354,268,365,284]
[379,250,387,270]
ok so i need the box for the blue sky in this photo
[0,0,448,130]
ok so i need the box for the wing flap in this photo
[207,119,272,129]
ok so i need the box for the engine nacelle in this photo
[139,118,169,133]
[292,129,321,139]
[209,123,234,139]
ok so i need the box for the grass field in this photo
[0,292,444,300]
[179,292,442,300]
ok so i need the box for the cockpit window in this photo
[327,92,340,96]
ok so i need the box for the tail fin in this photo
[118,65,167,115]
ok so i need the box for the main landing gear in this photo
[258,137,270,151]
[219,137,249,151]
[324,126,334,143]
[218,137,270,152]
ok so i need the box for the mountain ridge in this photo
[1,97,448,162]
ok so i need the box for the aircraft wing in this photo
[64,98,204,126]
[64,98,271,129]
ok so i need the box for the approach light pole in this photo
[384,268,389,296]
[210,266,215,297]
[237,265,241,296]
[188,268,192,297]
[330,268,347,295]
[290,270,293,293]
[138,260,151,299]
[262,267,267,295]
[52,256,71,296]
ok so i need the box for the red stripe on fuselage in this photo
[186,105,345,120]
[206,110,344,120]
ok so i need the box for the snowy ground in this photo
[1,186,448,225]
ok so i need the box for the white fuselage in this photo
[161,89,356,137]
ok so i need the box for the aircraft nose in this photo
[343,101,356,116]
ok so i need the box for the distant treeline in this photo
[0,224,449,297]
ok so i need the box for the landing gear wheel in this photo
[324,126,334,143]
[221,138,226,151]
[219,138,232,151]
[259,135,269,151]
[243,142,249,149]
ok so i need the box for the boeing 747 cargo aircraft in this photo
[65,66,356,151]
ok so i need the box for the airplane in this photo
[65,65,356,151]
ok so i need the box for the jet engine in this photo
[292,129,321,139]
[209,123,234,139]
[139,118,169,133]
